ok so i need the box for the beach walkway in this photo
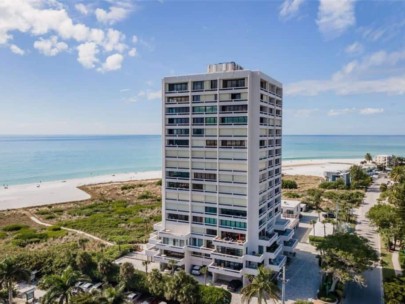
[392,251,403,276]
[26,212,114,246]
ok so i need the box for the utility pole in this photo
[281,265,286,304]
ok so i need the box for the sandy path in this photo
[26,211,114,246]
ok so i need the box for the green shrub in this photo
[0,231,7,239]
[284,192,301,198]
[282,179,298,189]
[137,191,154,200]
[44,214,56,220]
[2,224,29,232]
[199,285,232,304]
[319,179,347,190]
[295,300,313,304]
[384,275,405,304]
[155,179,162,186]
[309,235,324,245]
[121,184,136,191]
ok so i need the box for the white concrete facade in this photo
[145,62,293,283]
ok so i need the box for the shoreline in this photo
[0,158,362,211]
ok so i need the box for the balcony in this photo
[154,253,185,266]
[155,242,186,253]
[245,252,264,263]
[208,262,243,278]
[211,250,244,263]
[283,238,298,253]
[268,255,287,272]
[213,236,246,249]
[258,231,278,247]
[274,218,289,231]
[265,243,283,260]
[275,229,294,242]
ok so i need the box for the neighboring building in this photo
[145,62,294,284]
[281,200,300,229]
[375,155,392,167]
[324,170,351,186]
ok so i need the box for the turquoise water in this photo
[1,135,405,185]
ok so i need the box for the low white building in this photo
[324,170,351,186]
[281,200,300,229]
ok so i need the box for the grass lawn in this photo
[380,236,396,281]
[32,179,162,245]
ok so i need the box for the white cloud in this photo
[0,0,136,72]
[359,108,384,115]
[288,108,318,118]
[279,0,305,19]
[345,42,363,55]
[327,108,384,116]
[125,89,161,103]
[77,42,99,68]
[9,44,25,55]
[75,3,89,15]
[128,48,137,57]
[328,108,356,116]
[132,35,138,44]
[286,47,405,96]
[317,0,355,38]
[95,6,129,25]
[34,36,68,56]
[99,53,124,72]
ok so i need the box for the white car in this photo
[191,265,201,276]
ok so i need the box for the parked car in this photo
[322,212,335,219]
[190,265,201,276]
[227,279,243,292]
[89,282,103,292]
[81,283,93,292]
[139,297,160,304]
[125,292,141,303]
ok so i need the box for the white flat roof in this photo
[281,200,301,208]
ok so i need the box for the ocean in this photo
[1,135,405,186]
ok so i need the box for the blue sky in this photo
[1,0,405,135]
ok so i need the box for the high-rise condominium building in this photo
[145,62,296,283]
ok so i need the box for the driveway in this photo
[344,177,386,304]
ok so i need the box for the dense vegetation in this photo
[282,179,298,189]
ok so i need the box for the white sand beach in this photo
[0,158,362,211]
[0,171,161,211]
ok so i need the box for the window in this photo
[206,140,217,147]
[192,81,204,91]
[194,172,216,180]
[167,96,189,103]
[193,117,204,125]
[168,118,189,125]
[221,140,246,148]
[206,229,217,236]
[231,93,241,100]
[192,129,204,136]
[220,219,247,230]
[167,182,189,189]
[205,217,217,226]
[221,105,247,112]
[205,207,217,214]
[220,116,247,125]
[167,129,189,135]
[260,80,267,90]
[222,78,245,89]
[192,216,203,224]
[211,80,218,89]
[193,106,217,114]
[168,83,188,92]
[191,238,203,247]
[167,213,189,222]
[192,184,204,191]
[167,171,190,179]
[220,209,247,217]
[192,95,201,102]
[167,139,189,146]
[205,117,217,125]
[166,107,189,114]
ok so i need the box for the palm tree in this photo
[310,219,317,236]
[200,266,208,285]
[98,285,126,304]
[41,266,89,304]
[142,260,151,274]
[241,266,280,304]
[0,257,29,304]
[364,153,372,162]
[321,220,327,237]
[167,259,177,275]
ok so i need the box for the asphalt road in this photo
[344,177,386,304]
